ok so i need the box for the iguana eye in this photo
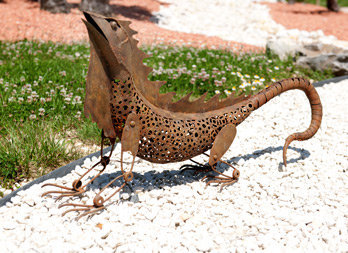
[109,20,119,31]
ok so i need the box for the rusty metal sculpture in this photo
[42,12,323,219]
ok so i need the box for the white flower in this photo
[29,114,36,120]
[38,108,45,116]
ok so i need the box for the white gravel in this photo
[1,80,347,252]
[153,0,345,49]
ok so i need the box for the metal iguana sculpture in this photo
[42,12,323,219]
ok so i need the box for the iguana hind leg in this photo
[202,124,240,191]
[41,131,116,201]
[59,113,141,220]
[180,159,212,174]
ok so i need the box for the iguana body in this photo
[42,12,322,219]
[109,75,321,165]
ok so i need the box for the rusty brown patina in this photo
[42,12,323,220]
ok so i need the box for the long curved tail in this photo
[249,77,323,166]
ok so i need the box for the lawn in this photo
[0,40,333,195]
[294,0,348,7]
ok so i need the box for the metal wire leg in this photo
[42,130,116,201]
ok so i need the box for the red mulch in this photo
[265,2,348,41]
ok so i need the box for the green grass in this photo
[0,40,334,193]
[289,0,348,7]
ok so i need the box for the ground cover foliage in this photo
[296,0,348,6]
[0,40,333,194]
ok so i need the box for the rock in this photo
[296,54,348,76]
[266,38,299,60]
[265,25,348,76]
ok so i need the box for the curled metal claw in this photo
[41,183,74,191]
[54,190,86,202]
[72,180,83,191]
[93,195,104,207]
[202,162,240,191]
[59,202,105,220]
[232,169,240,179]
[76,206,105,221]
[41,190,76,198]
[123,171,133,182]
[41,181,85,200]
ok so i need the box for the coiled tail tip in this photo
[283,134,296,167]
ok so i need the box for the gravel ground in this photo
[154,0,348,48]
[154,0,284,47]
[1,80,347,252]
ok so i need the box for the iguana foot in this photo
[42,131,115,201]
[180,159,212,174]
[41,156,108,201]
[59,173,129,220]
[203,167,240,192]
[41,179,86,201]
[59,201,106,221]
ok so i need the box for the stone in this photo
[266,38,299,60]
[296,54,348,76]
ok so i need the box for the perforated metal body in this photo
[110,76,255,163]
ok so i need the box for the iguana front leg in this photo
[41,131,116,201]
[203,124,240,191]
[59,113,141,220]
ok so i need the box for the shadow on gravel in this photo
[53,145,310,217]
[80,145,310,194]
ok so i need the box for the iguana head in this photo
[82,11,142,78]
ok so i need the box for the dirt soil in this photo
[1,0,347,50]
[265,2,348,41]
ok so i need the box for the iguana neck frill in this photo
[82,12,322,164]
